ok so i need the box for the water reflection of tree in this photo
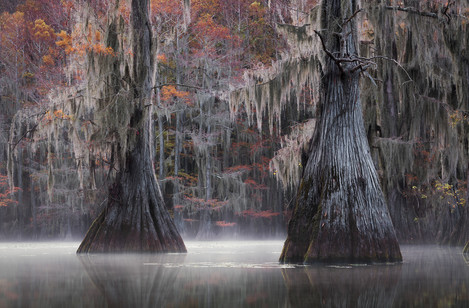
[79,254,185,307]
[283,246,469,307]
[394,246,469,307]
[283,264,402,307]
[79,254,289,307]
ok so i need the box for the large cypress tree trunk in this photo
[77,0,186,253]
[465,167,469,253]
[280,0,401,263]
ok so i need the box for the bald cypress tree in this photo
[280,0,402,263]
[77,0,186,253]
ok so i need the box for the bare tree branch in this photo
[153,83,203,90]
[384,2,460,23]
[364,55,413,83]
[385,6,439,19]
[342,8,363,27]
[8,112,46,151]
[314,30,345,74]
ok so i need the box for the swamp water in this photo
[0,241,468,307]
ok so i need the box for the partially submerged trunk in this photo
[280,0,401,263]
[77,0,185,253]
[77,137,186,252]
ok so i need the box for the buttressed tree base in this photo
[280,0,402,263]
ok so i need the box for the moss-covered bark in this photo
[362,2,469,245]
[280,0,401,263]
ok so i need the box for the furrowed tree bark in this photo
[280,0,401,263]
[77,0,186,253]
[465,162,469,253]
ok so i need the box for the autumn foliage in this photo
[237,209,281,219]
[161,85,191,106]
[0,1,69,105]
[0,174,20,207]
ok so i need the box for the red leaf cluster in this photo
[215,220,236,227]
[236,209,280,219]
[0,174,20,207]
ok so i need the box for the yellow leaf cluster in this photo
[434,181,466,207]
[33,19,55,41]
[42,54,54,66]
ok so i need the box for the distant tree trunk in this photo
[17,149,24,238]
[175,112,181,176]
[174,36,182,177]
[280,0,401,263]
[196,97,213,240]
[77,0,186,253]
[158,113,165,179]
[195,151,213,239]
[205,107,212,202]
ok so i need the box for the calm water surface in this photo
[0,241,468,307]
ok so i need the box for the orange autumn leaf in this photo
[53,109,70,120]
[95,30,101,42]
[161,85,190,104]
[56,30,73,54]
[157,53,168,64]
[151,0,184,16]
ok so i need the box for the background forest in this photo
[0,0,468,245]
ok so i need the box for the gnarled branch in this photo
[314,30,345,74]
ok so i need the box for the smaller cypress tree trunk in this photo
[158,113,165,179]
[77,0,185,253]
[77,120,186,252]
[175,112,181,176]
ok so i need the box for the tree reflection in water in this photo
[78,252,290,307]
[283,264,402,307]
[284,245,469,307]
[79,254,185,307]
[1,243,468,307]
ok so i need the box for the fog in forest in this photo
[1,0,469,306]
[1,0,468,246]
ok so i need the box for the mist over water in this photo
[0,241,468,307]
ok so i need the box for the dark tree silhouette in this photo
[280,0,402,263]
